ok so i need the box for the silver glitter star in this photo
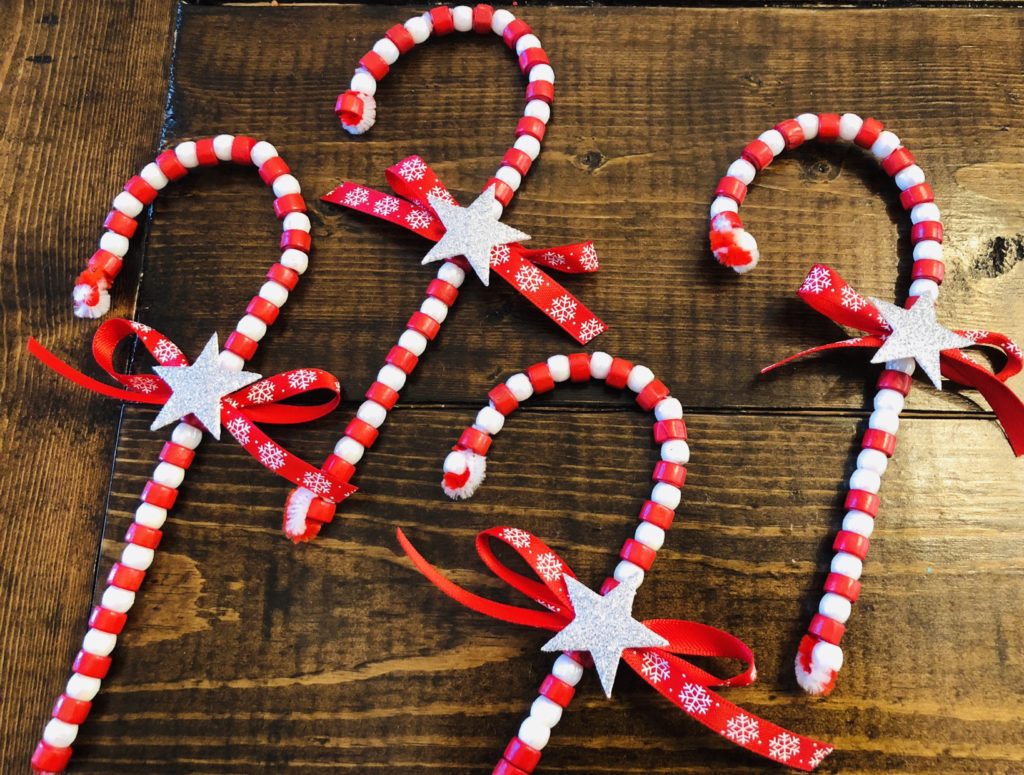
[151,334,262,439]
[541,573,668,698]
[869,295,973,390]
[421,186,531,286]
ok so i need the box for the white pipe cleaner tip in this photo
[442,449,487,500]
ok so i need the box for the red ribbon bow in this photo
[322,156,607,344]
[765,264,1024,456]
[28,318,358,504]
[398,526,834,771]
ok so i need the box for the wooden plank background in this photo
[2,2,1023,773]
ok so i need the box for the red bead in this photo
[882,146,916,176]
[620,538,656,571]
[103,209,138,238]
[505,735,544,770]
[156,149,188,181]
[126,522,162,550]
[386,345,418,374]
[427,278,459,306]
[141,480,177,509]
[231,135,257,165]
[336,90,365,125]
[775,118,805,150]
[817,113,841,141]
[407,311,441,340]
[845,489,880,518]
[321,454,356,482]
[88,605,127,635]
[606,357,632,389]
[862,428,897,457]
[458,427,492,456]
[493,761,529,775]
[108,562,145,591]
[912,259,945,284]
[652,461,686,488]
[715,176,747,204]
[515,116,547,142]
[359,51,389,81]
[430,6,455,35]
[637,380,670,411]
[53,695,91,724]
[345,418,379,448]
[281,229,311,253]
[305,497,336,524]
[824,572,862,603]
[488,383,519,415]
[834,530,870,560]
[854,117,884,149]
[267,263,299,290]
[386,23,415,53]
[639,500,674,530]
[124,175,158,206]
[73,650,111,679]
[247,295,280,325]
[877,369,913,397]
[518,48,550,75]
[502,148,533,177]
[472,4,494,33]
[159,442,195,469]
[741,139,774,170]
[526,363,555,394]
[525,81,554,104]
[809,613,845,645]
[539,675,575,707]
[225,331,258,360]
[599,578,620,596]
[899,183,934,210]
[259,156,292,186]
[87,249,122,279]
[273,194,307,219]
[195,138,218,166]
[568,353,591,382]
[31,741,73,773]
[503,19,532,48]
[365,381,400,411]
[653,419,687,443]
[486,178,514,207]
[911,220,943,244]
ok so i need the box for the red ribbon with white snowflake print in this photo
[397,526,834,771]
[322,156,606,344]
[28,318,357,503]
[764,264,1024,455]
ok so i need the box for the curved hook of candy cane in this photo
[438,351,689,773]
[34,139,313,775]
[709,113,946,697]
[72,135,311,319]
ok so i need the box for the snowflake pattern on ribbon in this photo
[768,732,802,763]
[800,266,832,295]
[247,382,276,404]
[225,416,252,444]
[373,196,400,216]
[580,243,599,271]
[725,713,761,745]
[534,552,563,582]
[287,369,317,391]
[398,157,427,181]
[840,285,867,311]
[501,527,532,549]
[343,187,370,208]
[152,338,183,362]
[547,294,578,324]
[809,746,834,767]
[405,209,433,230]
[302,470,333,496]
[541,249,566,268]
[258,441,286,471]
[578,318,606,344]
[134,376,161,394]
[515,264,546,294]
[679,682,713,715]
[639,652,671,685]
[490,243,511,266]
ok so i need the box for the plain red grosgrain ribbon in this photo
[764,264,1024,456]
[322,155,607,344]
[397,526,834,771]
[28,318,357,504]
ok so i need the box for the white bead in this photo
[65,673,102,701]
[373,37,400,65]
[437,261,466,287]
[634,521,665,551]
[272,174,301,197]
[530,695,563,727]
[283,212,311,232]
[140,161,169,190]
[420,11,434,31]
[420,296,449,324]
[475,406,505,434]
[491,8,515,34]
[212,133,235,161]
[868,408,900,434]
[259,280,289,307]
[885,357,916,375]
[726,158,756,185]
[516,34,542,55]
[626,365,655,393]
[529,64,555,84]
[153,461,185,488]
[709,196,739,216]
[43,718,79,748]
[518,716,551,750]
[377,364,407,391]
[250,141,278,167]
[112,191,144,217]
[838,113,864,141]
[100,231,130,257]
[613,560,645,584]
[895,165,926,191]
[758,129,786,156]
[910,202,940,224]
[651,482,681,509]
[874,388,905,414]
[661,440,690,464]
[506,373,534,401]
[912,240,942,262]
[175,140,199,168]
[217,350,245,372]
[237,314,268,341]
[831,551,863,580]
[539,356,567,383]
[398,329,428,356]
[404,16,430,43]
[589,351,613,380]
[870,131,900,160]
[171,422,202,448]
[135,502,167,529]
[856,448,888,475]
[812,640,844,672]
[552,654,584,685]
[350,69,377,97]
[850,468,880,494]
[525,99,551,124]
[335,436,365,464]
[514,134,541,160]
[83,628,117,656]
[819,592,853,623]
[654,397,683,421]
[443,451,467,475]
[909,279,939,299]
[843,510,875,537]
[796,113,819,140]
[101,586,135,613]
[495,165,522,192]
[452,5,473,31]
[357,400,387,428]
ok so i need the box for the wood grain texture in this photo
[3,3,1024,773]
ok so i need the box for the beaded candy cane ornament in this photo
[30,137,352,773]
[709,113,1024,697]
[283,5,607,543]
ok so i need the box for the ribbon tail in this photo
[27,337,163,404]
[762,337,883,375]
[941,352,1024,457]
[321,181,444,240]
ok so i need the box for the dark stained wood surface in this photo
[2,3,1024,773]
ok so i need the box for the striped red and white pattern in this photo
[708,113,945,696]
